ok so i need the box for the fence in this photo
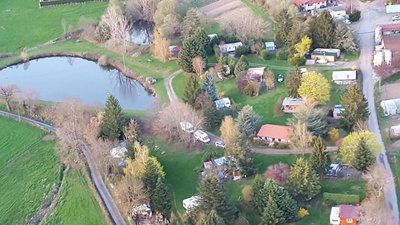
[39,0,106,8]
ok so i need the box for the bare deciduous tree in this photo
[220,11,266,42]
[17,89,38,118]
[114,176,149,218]
[264,163,290,185]
[153,101,204,145]
[99,6,132,44]
[192,56,205,76]
[289,121,314,153]
[125,0,160,22]
[0,84,19,111]
[363,165,393,198]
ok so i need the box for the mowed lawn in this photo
[43,168,107,225]
[0,0,107,52]
[0,116,60,225]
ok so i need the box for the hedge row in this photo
[39,0,105,7]
[322,192,360,206]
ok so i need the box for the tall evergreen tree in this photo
[124,119,140,158]
[100,95,124,140]
[201,94,218,130]
[237,105,262,139]
[275,9,293,46]
[280,193,298,222]
[151,177,172,219]
[182,8,201,37]
[340,84,369,131]
[178,28,207,72]
[286,157,321,200]
[142,157,165,197]
[196,210,225,225]
[201,72,218,101]
[286,67,302,98]
[310,11,336,48]
[260,196,284,225]
[234,55,248,76]
[353,138,375,173]
[199,174,235,224]
[183,73,201,107]
[310,136,330,176]
[251,176,268,214]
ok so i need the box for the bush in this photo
[322,192,360,206]
[242,185,252,203]
[349,10,361,22]
[261,49,269,60]
[276,50,288,60]
[288,54,306,66]
[264,163,290,185]
[328,128,340,143]
[235,45,250,57]
[243,83,255,96]
[297,208,309,218]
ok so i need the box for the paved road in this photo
[356,0,400,223]
[164,69,182,102]
[0,110,127,225]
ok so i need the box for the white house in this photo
[218,42,243,53]
[330,206,341,225]
[332,70,357,84]
[265,42,276,51]
[329,9,347,19]
[381,98,400,116]
[183,196,201,211]
[295,0,327,11]
[390,124,400,137]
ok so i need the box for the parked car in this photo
[215,141,226,148]
[392,15,400,21]
[180,121,194,133]
[194,130,210,143]
[277,74,284,83]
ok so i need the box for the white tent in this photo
[381,98,400,116]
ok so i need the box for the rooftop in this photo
[338,205,359,219]
[380,23,400,33]
[257,124,292,140]
[382,35,400,51]
[294,0,326,6]
[282,97,305,106]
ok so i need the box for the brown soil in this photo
[381,82,400,100]
[42,134,56,141]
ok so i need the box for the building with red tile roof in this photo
[256,124,292,143]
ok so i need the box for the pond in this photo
[0,57,155,110]
[126,21,154,45]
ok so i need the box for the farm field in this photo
[0,116,106,225]
[0,0,107,52]
[43,168,107,225]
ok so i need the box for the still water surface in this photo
[0,57,155,110]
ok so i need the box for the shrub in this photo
[264,163,290,185]
[243,83,255,96]
[276,49,288,60]
[235,45,250,57]
[328,128,340,143]
[288,54,306,66]
[261,49,269,60]
[20,49,29,61]
[349,10,361,22]
[242,185,252,203]
[322,193,360,206]
[297,208,309,218]
[98,55,109,66]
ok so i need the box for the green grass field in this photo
[43,168,107,225]
[0,0,107,52]
[0,116,106,225]
[0,116,60,225]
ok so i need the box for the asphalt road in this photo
[0,110,127,225]
[356,0,400,223]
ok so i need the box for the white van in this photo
[180,122,194,133]
[194,130,210,143]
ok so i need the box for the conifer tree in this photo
[260,195,284,225]
[151,177,172,219]
[124,119,140,158]
[143,157,165,197]
[100,95,124,140]
[183,73,201,107]
[201,72,218,101]
[234,55,248,76]
[340,84,369,131]
[286,67,302,98]
[178,28,207,72]
[280,193,298,222]
[275,9,293,46]
[286,157,321,200]
[182,8,201,37]
[201,94,218,130]
[196,210,225,225]
[199,174,235,224]
[353,138,375,173]
[310,10,336,48]
[310,136,330,176]
[237,105,262,139]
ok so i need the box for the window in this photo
[346,218,353,223]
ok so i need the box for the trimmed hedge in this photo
[322,192,360,206]
[39,0,105,7]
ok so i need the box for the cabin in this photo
[311,48,341,62]
[281,97,305,113]
[332,71,357,84]
[294,0,327,11]
[330,205,359,225]
[218,42,243,53]
[264,42,276,52]
[256,124,292,143]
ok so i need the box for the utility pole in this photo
[350,0,353,14]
